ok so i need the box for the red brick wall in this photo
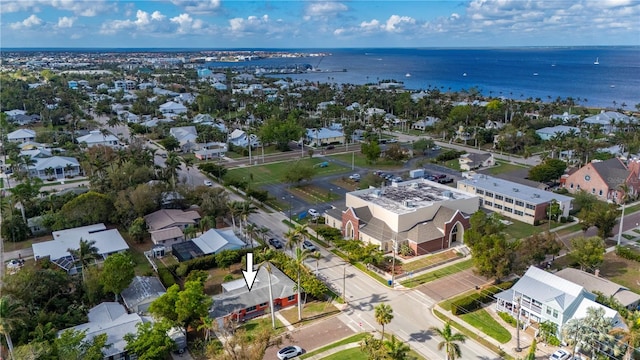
[229,294,298,322]
[341,208,360,239]
[564,163,611,201]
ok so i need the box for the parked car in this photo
[277,346,303,360]
[302,240,318,252]
[437,177,454,184]
[425,175,437,181]
[387,139,398,143]
[435,174,447,179]
[308,209,319,218]
[549,349,570,360]
[326,145,335,150]
[269,238,283,249]
[349,173,361,181]
[432,145,441,151]
[204,180,213,186]
[392,176,403,182]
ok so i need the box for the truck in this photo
[409,169,425,178]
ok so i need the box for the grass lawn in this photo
[300,333,367,359]
[321,347,367,360]
[459,309,511,344]
[2,234,52,252]
[624,203,640,214]
[279,301,340,327]
[225,158,351,186]
[203,263,243,295]
[289,184,341,205]
[599,251,640,294]
[441,159,462,171]
[633,229,640,234]
[401,249,462,273]
[554,223,584,237]
[502,219,544,240]
[239,317,287,336]
[483,161,528,176]
[622,234,636,240]
[401,259,474,288]
[328,153,404,170]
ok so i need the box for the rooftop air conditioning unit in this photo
[513,188,519,192]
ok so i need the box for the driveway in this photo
[262,316,355,359]
[417,268,492,302]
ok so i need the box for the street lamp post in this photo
[343,263,348,304]
[515,296,522,352]
[391,237,397,288]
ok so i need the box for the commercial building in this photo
[457,174,572,225]
[325,179,479,255]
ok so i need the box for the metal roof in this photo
[459,174,573,205]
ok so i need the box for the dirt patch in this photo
[332,178,359,191]
[203,263,243,295]
[418,268,492,301]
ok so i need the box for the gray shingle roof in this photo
[555,268,640,308]
[591,158,629,189]
[121,276,166,314]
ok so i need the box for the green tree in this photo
[527,158,567,182]
[374,303,394,340]
[160,135,180,151]
[524,338,537,360]
[216,250,238,271]
[281,161,316,186]
[124,320,176,360]
[570,236,606,272]
[384,335,412,360]
[68,238,100,282]
[578,201,620,237]
[175,280,213,332]
[359,333,386,360]
[100,252,135,301]
[412,138,434,154]
[0,295,27,359]
[361,141,381,164]
[55,191,114,230]
[54,329,107,360]
[538,320,559,345]
[430,321,468,360]
[609,311,640,360]
[563,307,619,359]
[293,247,310,322]
[259,117,304,151]
[149,284,181,323]
[128,217,147,243]
[1,212,30,243]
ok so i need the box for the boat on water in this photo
[462,73,467,77]
[594,57,599,65]
[405,73,411,77]
[533,73,539,76]
[610,85,616,88]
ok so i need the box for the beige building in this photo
[325,179,479,255]
[457,174,572,225]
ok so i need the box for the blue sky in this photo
[1,0,639,48]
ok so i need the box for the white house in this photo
[7,129,36,143]
[305,128,345,147]
[229,129,260,148]
[29,156,81,180]
[191,228,246,255]
[413,117,440,131]
[76,130,119,148]
[583,111,636,133]
[535,125,580,141]
[33,224,129,274]
[159,101,188,115]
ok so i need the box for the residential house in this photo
[495,266,627,338]
[324,179,479,255]
[194,143,227,160]
[29,156,81,180]
[583,110,636,134]
[32,223,130,274]
[555,268,640,310]
[305,128,345,147]
[9,114,40,126]
[210,264,297,324]
[458,153,495,171]
[159,101,188,115]
[551,112,580,123]
[145,209,201,246]
[191,228,246,255]
[169,126,198,152]
[228,129,260,148]
[76,130,119,148]
[412,117,439,131]
[561,158,636,203]
[535,125,580,141]
[457,174,573,225]
[455,126,474,142]
[485,120,505,130]
[121,276,166,314]
[59,302,144,360]
[27,215,49,236]
[7,129,36,143]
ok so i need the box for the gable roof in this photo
[149,226,184,242]
[7,128,36,140]
[590,158,629,188]
[555,268,640,308]
[121,276,166,314]
[144,209,200,231]
[511,266,586,311]
[32,156,79,171]
[191,228,246,255]
[60,302,144,357]
[76,130,119,144]
[211,264,295,319]
[33,224,129,263]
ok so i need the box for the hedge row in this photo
[166,247,265,277]
[615,246,640,262]
[497,311,517,327]
[450,281,514,316]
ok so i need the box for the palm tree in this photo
[44,167,55,180]
[238,201,258,246]
[0,295,27,360]
[197,316,216,343]
[258,249,278,330]
[67,238,100,282]
[374,303,394,339]
[309,251,322,276]
[430,321,468,360]
[610,311,640,360]
[63,163,75,178]
[293,247,310,322]
[20,155,36,179]
[227,201,243,233]
[384,335,411,360]
[184,224,198,240]
[245,223,258,247]
[164,151,182,189]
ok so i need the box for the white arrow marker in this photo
[242,252,258,291]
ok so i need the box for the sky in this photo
[1,0,639,48]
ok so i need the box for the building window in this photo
[570,183,574,189]
[495,195,503,201]
[505,198,514,204]
[485,192,494,197]
[505,207,513,213]
[494,204,503,210]
[525,213,534,217]
[546,307,552,315]
[260,302,268,307]
[526,204,535,210]
[477,189,484,195]
[577,185,581,190]
[514,210,523,216]
[485,201,493,207]
[287,295,295,301]
[592,188,596,194]
[553,310,558,318]
[515,200,524,207]
[246,305,257,312]
[599,190,603,196]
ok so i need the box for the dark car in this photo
[438,177,454,184]
[326,145,335,150]
[269,238,284,249]
[435,174,447,179]
[425,175,437,181]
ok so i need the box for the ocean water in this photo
[205,47,640,108]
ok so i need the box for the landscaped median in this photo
[400,259,473,288]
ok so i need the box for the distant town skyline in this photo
[1,0,639,49]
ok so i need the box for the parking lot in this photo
[417,268,491,301]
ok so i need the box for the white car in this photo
[308,209,319,218]
[277,345,302,360]
[349,173,361,181]
[549,349,570,360]
[204,180,213,186]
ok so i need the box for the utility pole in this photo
[391,237,397,288]
[617,194,626,246]
[343,264,347,304]
[515,296,522,352]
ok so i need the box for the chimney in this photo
[594,269,600,277]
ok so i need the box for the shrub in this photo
[554,188,569,194]
[435,150,464,162]
[247,188,269,203]
[450,281,514,316]
[559,216,567,223]
[615,246,640,262]
[158,268,176,288]
[547,336,561,346]
[498,312,517,327]
[399,243,415,257]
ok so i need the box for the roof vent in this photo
[513,188,519,192]
[493,182,498,186]
[533,194,540,198]
[402,200,413,208]
[443,190,453,198]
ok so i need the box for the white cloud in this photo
[170,13,204,33]
[305,2,348,18]
[9,14,43,30]
[56,16,75,28]
[359,19,380,32]
[170,0,221,14]
[228,14,286,37]
[383,15,415,33]
[100,10,175,35]
[0,0,114,16]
